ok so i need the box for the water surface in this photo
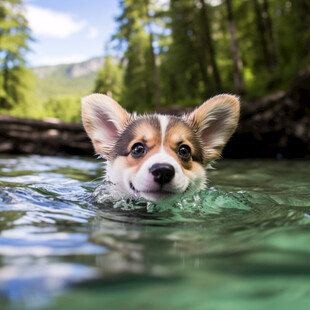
[0,155,310,310]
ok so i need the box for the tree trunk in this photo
[190,27,210,95]
[253,0,272,70]
[0,115,93,155]
[198,0,222,91]
[149,32,161,109]
[145,0,161,110]
[262,0,277,67]
[225,0,244,95]
[1,62,10,109]
[2,66,310,157]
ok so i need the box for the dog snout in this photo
[150,163,175,186]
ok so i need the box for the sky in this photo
[24,0,121,67]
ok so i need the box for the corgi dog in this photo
[82,94,240,202]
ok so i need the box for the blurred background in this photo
[0,0,309,158]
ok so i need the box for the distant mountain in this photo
[32,56,106,79]
[32,56,120,98]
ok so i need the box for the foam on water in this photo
[92,181,255,215]
[92,179,309,225]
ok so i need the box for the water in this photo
[0,155,310,310]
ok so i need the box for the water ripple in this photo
[1,156,310,309]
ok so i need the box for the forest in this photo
[0,0,310,157]
[97,0,310,113]
[0,0,309,114]
[107,0,310,112]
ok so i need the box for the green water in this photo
[0,156,310,310]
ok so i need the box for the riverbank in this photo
[1,67,310,158]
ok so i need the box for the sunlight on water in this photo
[1,156,310,310]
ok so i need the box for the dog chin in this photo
[128,181,188,202]
[133,190,183,202]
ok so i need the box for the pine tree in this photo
[161,0,211,106]
[262,0,277,68]
[0,0,35,111]
[253,0,271,70]
[113,0,162,111]
[144,0,161,109]
[93,53,123,102]
[198,0,222,91]
[225,0,244,95]
[111,0,310,108]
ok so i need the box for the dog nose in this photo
[150,163,175,185]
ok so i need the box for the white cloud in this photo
[88,27,99,39]
[35,54,88,66]
[24,5,86,39]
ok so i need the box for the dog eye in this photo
[177,144,191,160]
[131,142,146,158]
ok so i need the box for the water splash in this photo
[92,181,255,216]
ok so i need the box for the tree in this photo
[225,0,244,94]
[93,53,123,102]
[253,0,271,70]
[113,0,162,111]
[262,0,277,68]
[0,0,35,110]
[160,0,212,106]
[198,0,222,91]
[111,0,310,109]
[144,0,161,109]
[277,0,310,68]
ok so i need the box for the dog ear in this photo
[185,94,240,163]
[82,94,130,156]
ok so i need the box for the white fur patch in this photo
[107,114,207,201]
[82,93,240,202]
[158,115,169,150]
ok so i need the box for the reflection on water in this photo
[0,155,310,309]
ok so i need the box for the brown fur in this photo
[81,93,240,201]
[165,118,204,164]
[186,94,240,162]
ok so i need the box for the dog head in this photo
[82,94,240,202]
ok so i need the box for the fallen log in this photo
[1,66,309,157]
[158,67,310,158]
[224,66,310,158]
[0,115,93,155]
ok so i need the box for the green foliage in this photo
[160,0,216,106]
[34,65,96,99]
[0,0,36,111]
[112,0,310,109]
[28,63,96,121]
[0,67,40,118]
[42,95,82,122]
[0,1,95,122]
[93,55,123,102]
[113,0,163,112]
[2,0,310,121]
